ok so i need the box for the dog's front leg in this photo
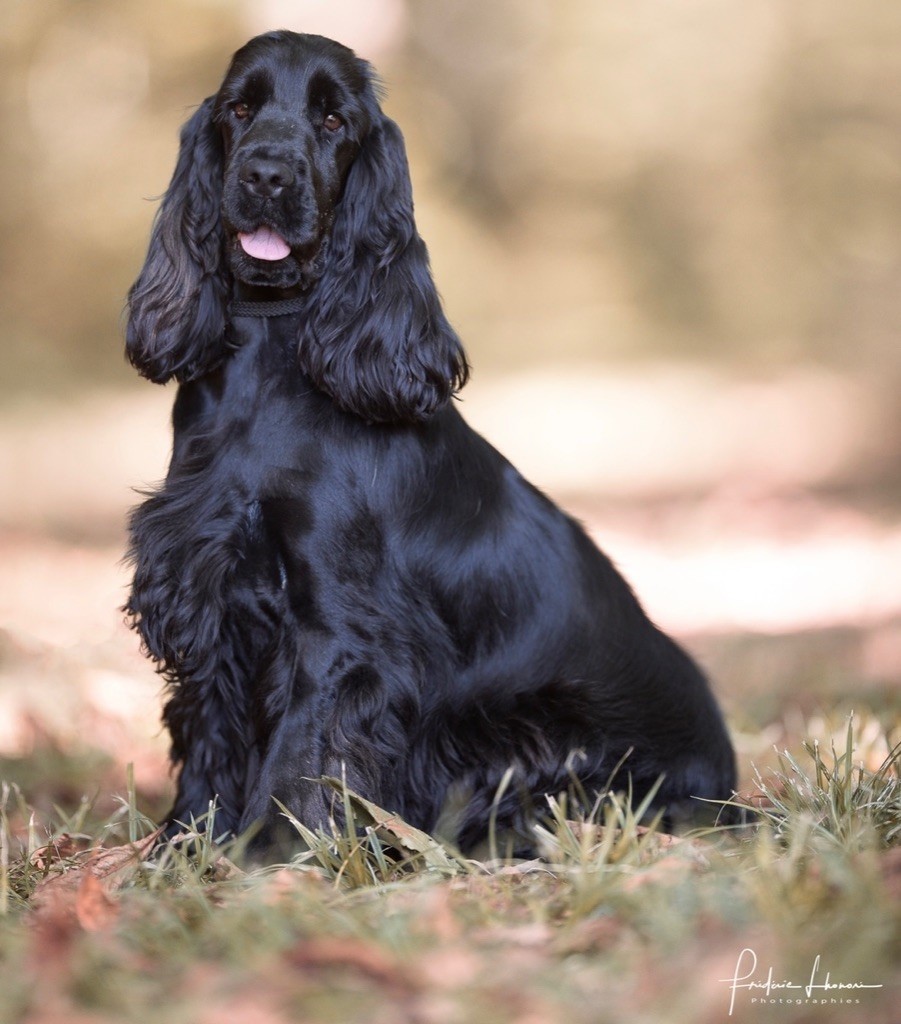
[238,656,407,859]
[238,688,337,857]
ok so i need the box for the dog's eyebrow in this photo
[307,68,351,110]
[227,66,274,107]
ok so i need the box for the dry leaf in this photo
[287,937,412,991]
[74,872,119,932]
[30,833,81,870]
[319,777,459,872]
[85,828,164,888]
[207,854,245,882]
[29,828,163,920]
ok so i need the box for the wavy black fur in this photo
[125,31,736,855]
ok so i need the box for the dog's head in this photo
[216,33,372,290]
[127,31,467,424]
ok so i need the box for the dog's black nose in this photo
[238,156,295,198]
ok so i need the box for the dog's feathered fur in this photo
[125,31,735,853]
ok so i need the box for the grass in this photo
[0,714,899,1024]
[748,719,901,849]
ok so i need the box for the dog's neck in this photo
[229,282,307,319]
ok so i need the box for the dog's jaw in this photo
[227,229,331,291]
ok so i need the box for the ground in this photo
[0,375,898,1023]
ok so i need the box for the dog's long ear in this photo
[299,115,469,424]
[126,97,228,384]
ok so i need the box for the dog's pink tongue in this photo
[238,227,291,261]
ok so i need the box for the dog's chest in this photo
[166,345,393,606]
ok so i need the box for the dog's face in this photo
[214,33,375,289]
[127,30,467,419]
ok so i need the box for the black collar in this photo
[229,295,306,318]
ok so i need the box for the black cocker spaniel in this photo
[125,30,736,854]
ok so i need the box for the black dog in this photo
[125,31,735,853]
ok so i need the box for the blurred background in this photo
[1,0,899,817]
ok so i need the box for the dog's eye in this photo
[233,102,252,121]
[322,112,344,132]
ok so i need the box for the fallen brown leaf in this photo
[74,871,119,932]
[29,828,163,921]
[207,854,245,882]
[84,828,164,886]
[318,778,459,872]
[29,833,81,870]
[286,936,413,992]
